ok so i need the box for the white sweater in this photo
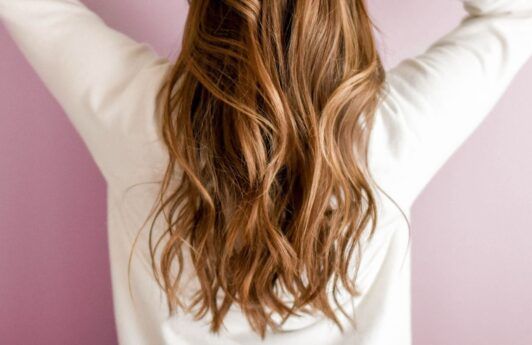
[1,1,531,344]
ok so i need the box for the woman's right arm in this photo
[370,0,532,210]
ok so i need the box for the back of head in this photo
[145,0,386,339]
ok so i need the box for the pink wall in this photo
[1,1,531,344]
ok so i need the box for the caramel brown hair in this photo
[142,0,389,338]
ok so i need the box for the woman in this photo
[1,0,531,344]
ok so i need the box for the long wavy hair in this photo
[141,0,389,339]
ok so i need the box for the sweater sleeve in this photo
[369,0,532,210]
[0,0,173,185]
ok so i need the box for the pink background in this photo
[1,0,531,344]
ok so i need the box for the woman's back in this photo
[1,0,532,344]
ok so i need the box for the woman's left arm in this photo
[1,0,172,184]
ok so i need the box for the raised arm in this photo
[0,0,172,185]
[370,0,532,210]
